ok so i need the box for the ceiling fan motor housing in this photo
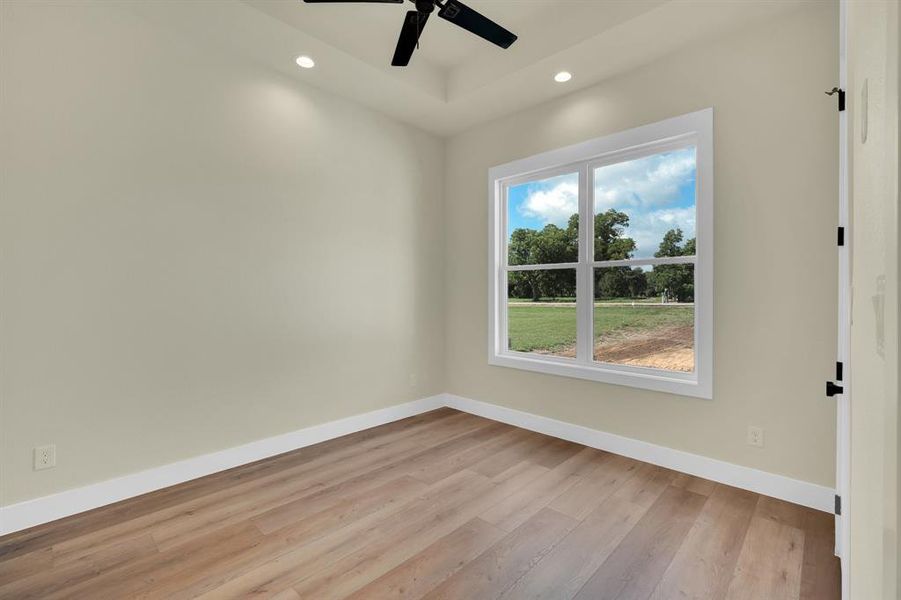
[415,0,434,14]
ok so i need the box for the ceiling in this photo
[130,0,813,137]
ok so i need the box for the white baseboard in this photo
[442,393,835,513]
[0,395,445,536]
[0,391,834,536]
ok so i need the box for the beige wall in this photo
[444,2,839,487]
[0,1,445,505]
[847,1,900,598]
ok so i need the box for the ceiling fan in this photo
[302,0,518,67]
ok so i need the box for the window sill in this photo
[488,352,712,399]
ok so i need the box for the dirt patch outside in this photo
[542,325,695,372]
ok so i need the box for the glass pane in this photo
[507,172,579,265]
[593,146,696,261]
[593,264,695,372]
[507,269,576,358]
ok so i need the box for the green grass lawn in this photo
[507,304,694,353]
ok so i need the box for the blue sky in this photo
[507,146,697,259]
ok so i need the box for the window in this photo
[488,109,712,398]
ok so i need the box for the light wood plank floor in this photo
[0,408,840,599]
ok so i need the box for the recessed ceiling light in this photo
[295,55,315,69]
[554,71,572,83]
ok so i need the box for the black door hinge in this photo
[826,87,846,111]
[837,226,845,246]
[836,361,843,381]
[826,381,844,397]
[835,494,842,515]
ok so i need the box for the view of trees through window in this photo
[505,148,697,372]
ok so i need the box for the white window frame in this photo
[488,109,713,399]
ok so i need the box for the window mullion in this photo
[507,262,580,272]
[592,255,696,268]
[576,163,593,364]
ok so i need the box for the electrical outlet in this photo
[408,373,418,389]
[34,444,56,470]
[746,426,764,448]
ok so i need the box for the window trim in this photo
[488,109,713,399]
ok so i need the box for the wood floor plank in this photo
[196,465,529,599]
[0,533,159,599]
[499,464,671,600]
[0,546,53,587]
[408,426,531,485]
[239,419,506,539]
[799,508,841,600]
[470,430,555,477]
[650,484,757,600]
[288,463,548,598]
[252,474,428,536]
[195,468,496,598]
[612,463,681,510]
[479,447,602,532]
[754,495,808,529]
[573,485,707,600]
[344,518,505,600]
[268,588,301,600]
[421,507,578,600]
[672,472,719,497]
[724,507,806,600]
[15,523,260,600]
[0,410,840,600]
[526,437,586,469]
[548,453,640,520]
[143,477,433,600]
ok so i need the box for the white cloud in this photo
[518,180,578,227]
[627,206,696,257]
[593,149,695,211]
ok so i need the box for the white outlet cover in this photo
[34,444,57,470]
[747,427,764,448]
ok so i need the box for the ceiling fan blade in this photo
[391,10,429,67]
[303,0,403,3]
[437,0,516,49]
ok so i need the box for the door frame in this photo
[835,1,851,598]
